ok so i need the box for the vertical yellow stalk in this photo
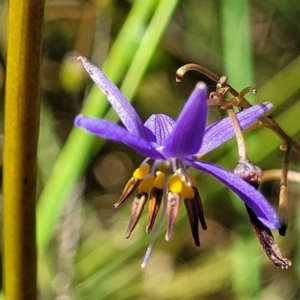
[3,0,45,299]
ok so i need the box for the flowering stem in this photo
[278,143,291,235]
[263,166,300,236]
[233,86,257,106]
[214,76,251,162]
[3,0,45,299]
[262,169,300,183]
[176,64,219,83]
[226,109,249,162]
[176,65,300,156]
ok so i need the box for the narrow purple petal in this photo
[144,114,176,146]
[78,56,147,139]
[185,159,280,229]
[163,82,208,158]
[199,102,273,155]
[75,115,162,159]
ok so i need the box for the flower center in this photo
[134,159,195,199]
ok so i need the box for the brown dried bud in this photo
[234,161,291,268]
[245,205,291,269]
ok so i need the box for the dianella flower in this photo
[75,56,280,267]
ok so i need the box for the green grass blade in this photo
[37,0,179,253]
[220,1,260,299]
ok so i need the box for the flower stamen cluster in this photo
[118,159,204,245]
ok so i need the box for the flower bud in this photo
[234,161,263,189]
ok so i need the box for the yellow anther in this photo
[168,175,183,194]
[138,175,154,193]
[154,172,166,189]
[133,163,150,180]
[181,184,194,199]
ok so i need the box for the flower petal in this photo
[75,115,162,159]
[198,102,273,155]
[78,56,147,139]
[144,114,176,146]
[163,82,208,158]
[185,159,280,229]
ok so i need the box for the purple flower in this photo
[75,56,280,266]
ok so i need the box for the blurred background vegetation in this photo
[1,0,300,299]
